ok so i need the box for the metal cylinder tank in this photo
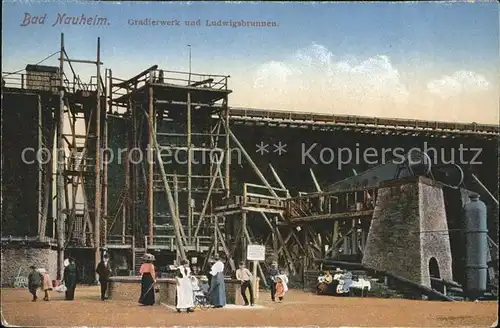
[463,193,488,298]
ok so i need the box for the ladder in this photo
[134,248,146,275]
[107,188,127,235]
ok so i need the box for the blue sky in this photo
[2,1,499,123]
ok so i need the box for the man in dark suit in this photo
[64,257,77,300]
[95,254,112,301]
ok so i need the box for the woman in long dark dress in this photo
[138,254,157,306]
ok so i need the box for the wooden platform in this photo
[228,108,499,138]
[288,210,374,223]
[214,195,286,216]
[105,235,212,252]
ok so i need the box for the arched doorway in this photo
[429,257,444,294]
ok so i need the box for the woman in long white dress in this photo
[176,259,195,313]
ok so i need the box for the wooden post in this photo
[103,68,110,246]
[187,92,192,244]
[123,127,130,244]
[173,174,180,225]
[131,235,136,275]
[332,220,339,257]
[37,95,43,237]
[351,219,357,255]
[94,36,102,282]
[56,33,66,280]
[242,211,248,261]
[214,216,218,255]
[147,74,154,246]
[269,164,290,197]
[224,97,230,198]
[252,260,258,300]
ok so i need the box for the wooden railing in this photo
[242,183,288,209]
[285,187,377,222]
[109,67,230,107]
[144,235,212,251]
[2,71,98,94]
[106,234,134,245]
[1,235,56,244]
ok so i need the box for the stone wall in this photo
[108,278,162,305]
[362,179,422,282]
[362,176,454,287]
[418,182,453,286]
[1,246,57,287]
[108,277,258,306]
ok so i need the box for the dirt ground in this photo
[1,286,497,327]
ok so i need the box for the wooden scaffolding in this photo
[107,66,233,272]
[1,33,105,280]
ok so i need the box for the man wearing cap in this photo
[96,254,112,301]
[63,257,77,300]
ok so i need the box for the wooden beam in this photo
[230,224,243,257]
[227,127,279,199]
[241,211,248,260]
[147,77,154,246]
[143,109,186,260]
[268,164,290,198]
[215,222,235,271]
[289,210,373,223]
[289,228,306,254]
[193,159,222,238]
[114,65,158,88]
[275,227,297,274]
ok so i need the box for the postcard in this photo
[1,1,498,327]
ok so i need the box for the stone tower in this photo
[362,176,453,287]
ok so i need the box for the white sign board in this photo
[246,244,265,261]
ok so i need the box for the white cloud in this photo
[427,70,490,98]
[245,44,497,123]
[251,43,409,111]
[253,61,295,93]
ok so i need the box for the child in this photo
[38,268,53,301]
[274,269,289,303]
[268,261,279,302]
[27,265,42,302]
[198,276,210,295]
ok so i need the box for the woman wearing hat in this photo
[138,254,157,306]
[175,259,195,313]
[38,268,53,301]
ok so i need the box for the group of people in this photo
[27,253,291,308]
[27,257,78,302]
[27,266,54,301]
[27,255,101,302]
[316,268,371,296]
[138,253,227,312]
[268,261,289,303]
